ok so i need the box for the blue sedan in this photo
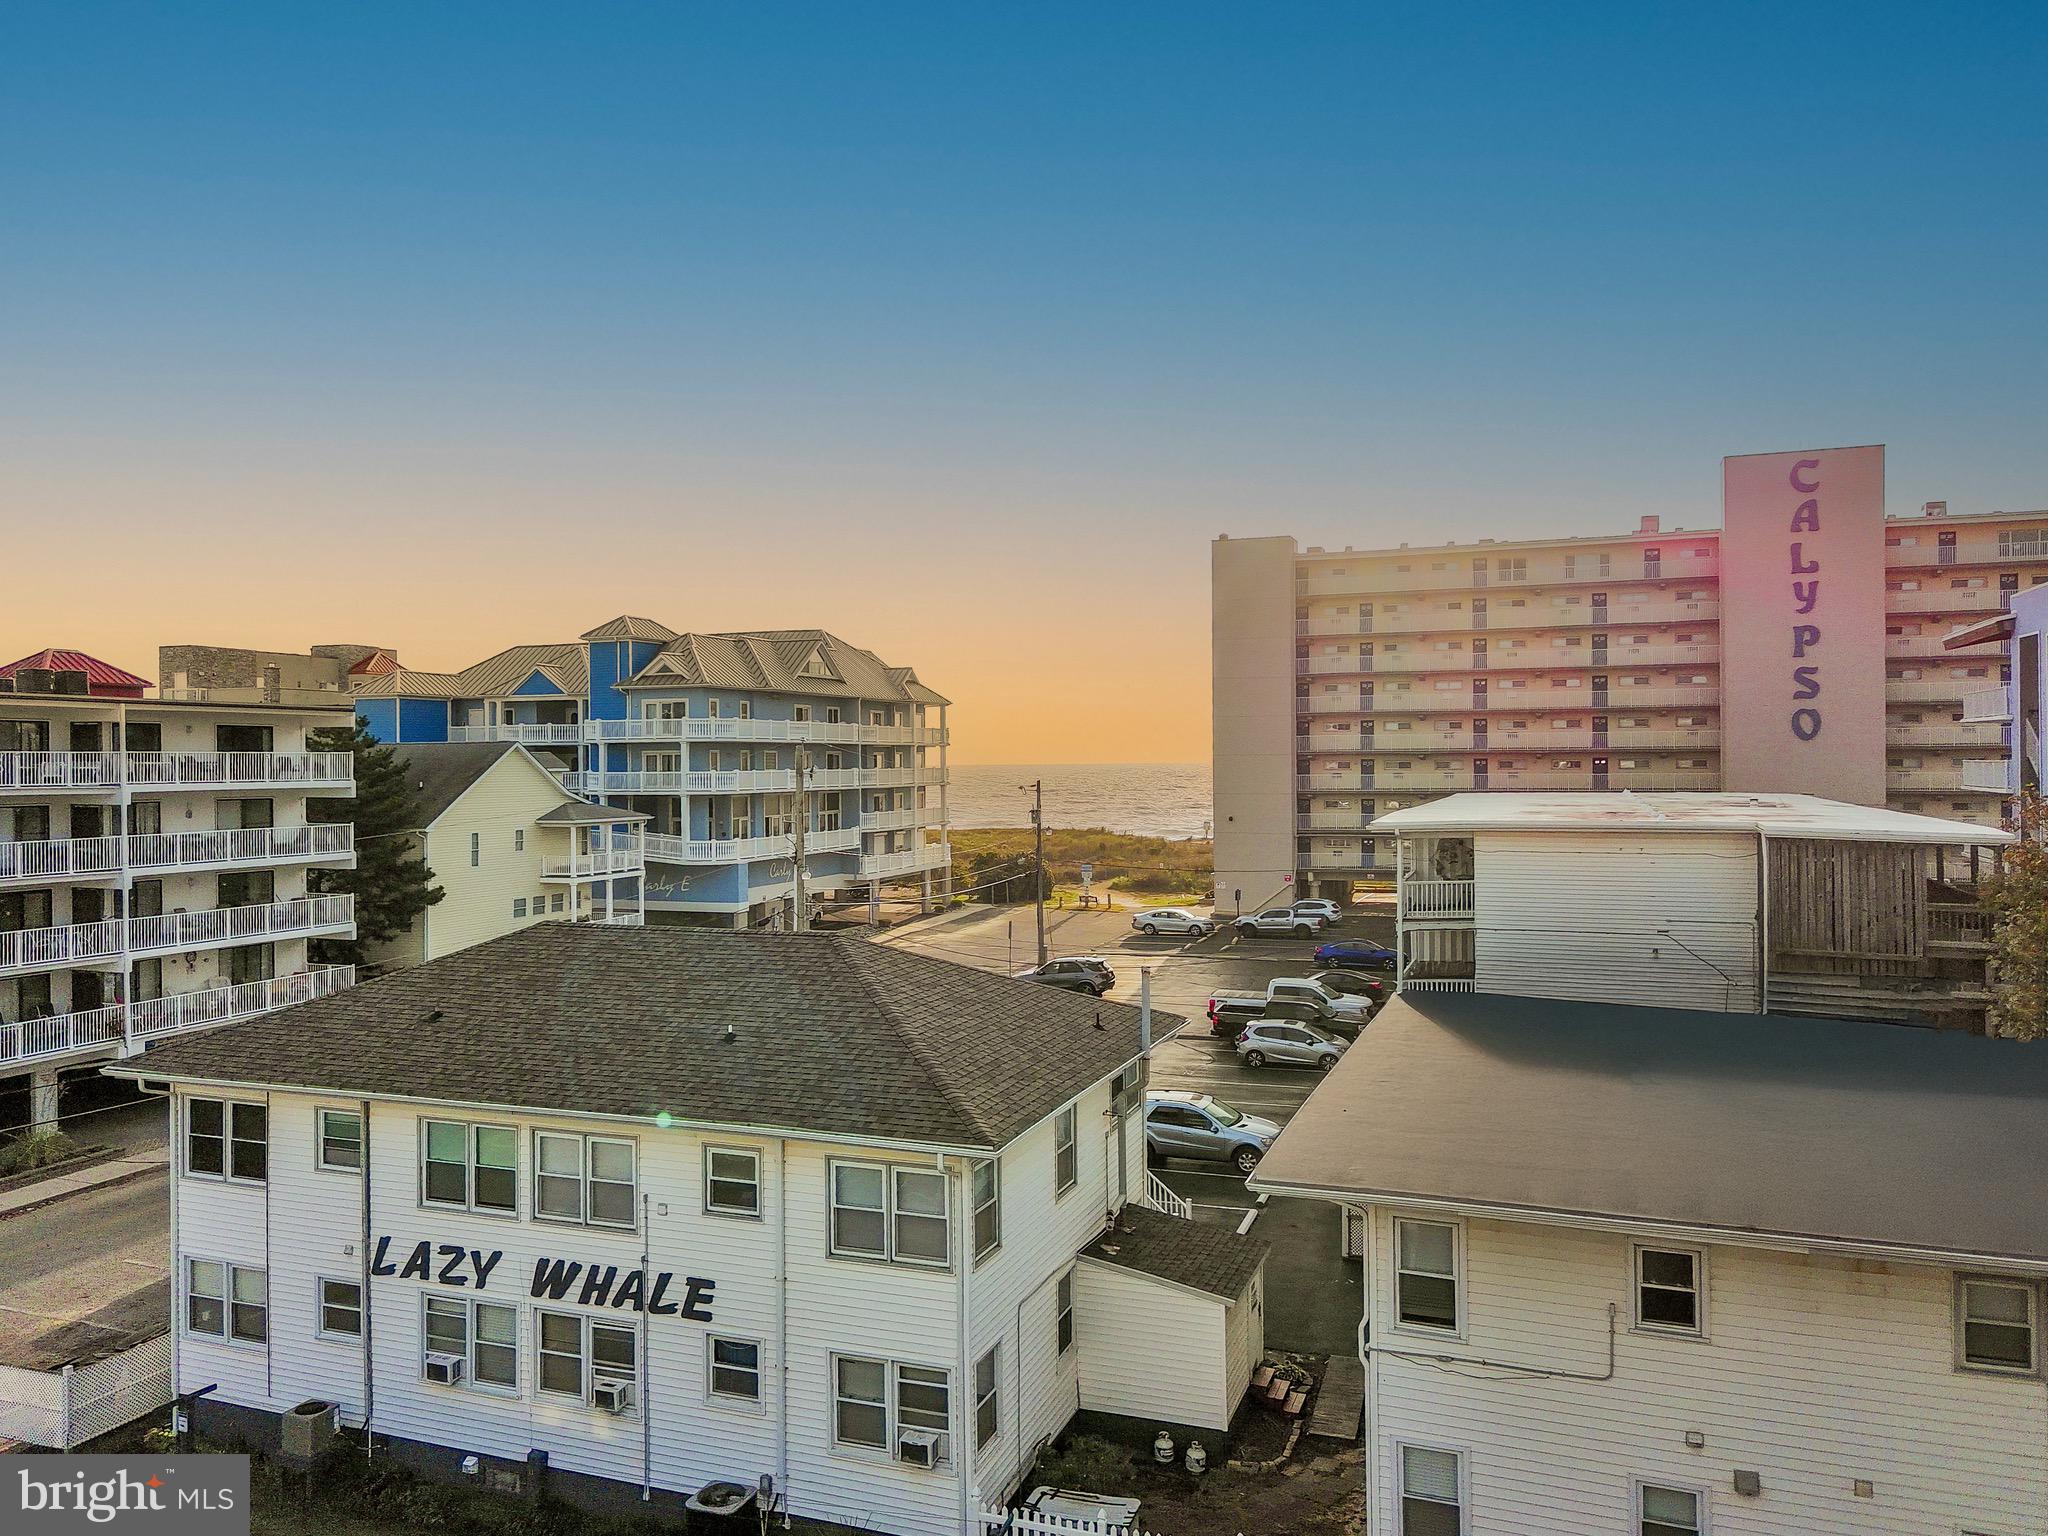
[1313,939,1397,970]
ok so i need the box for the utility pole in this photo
[1025,778,1048,966]
[791,750,810,932]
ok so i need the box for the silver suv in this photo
[1144,1091,1280,1175]
[1234,1019,1347,1071]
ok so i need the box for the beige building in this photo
[1213,451,2048,906]
[363,743,647,972]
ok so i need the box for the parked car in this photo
[1206,995,1328,1037]
[1312,969,1391,1001]
[1131,908,1216,937]
[1314,939,1398,970]
[1207,976,1382,1033]
[1232,907,1324,938]
[1290,898,1344,924]
[1013,957,1115,995]
[1144,1090,1281,1175]
[1234,1019,1348,1071]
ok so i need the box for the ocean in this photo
[944,763,1213,841]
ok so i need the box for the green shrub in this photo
[0,1128,78,1175]
[1034,1433,1133,1489]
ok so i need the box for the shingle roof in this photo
[534,800,649,824]
[386,742,524,827]
[626,630,949,705]
[580,616,681,643]
[120,926,1180,1151]
[1077,1205,1270,1301]
[1254,993,2048,1266]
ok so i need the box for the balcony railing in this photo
[129,824,356,873]
[859,842,951,880]
[1958,760,2015,793]
[0,834,125,885]
[0,916,126,975]
[0,963,356,1067]
[126,752,355,789]
[642,825,864,865]
[1886,586,2012,615]
[0,752,124,792]
[448,723,585,746]
[1402,879,1476,918]
[566,769,800,795]
[539,835,647,879]
[1885,723,2005,748]
[583,718,945,747]
[126,895,357,960]
[1887,677,1985,703]
[1960,686,2012,724]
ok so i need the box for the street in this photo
[0,1169,169,1372]
[877,897,1393,1351]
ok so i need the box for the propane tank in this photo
[1152,1429,1176,1464]
[1184,1440,1209,1477]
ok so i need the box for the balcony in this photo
[643,825,861,866]
[0,749,354,794]
[1295,554,1722,600]
[859,806,922,832]
[0,834,125,886]
[1961,686,2012,724]
[583,718,945,747]
[0,965,359,1070]
[1305,844,1370,871]
[1402,879,1476,920]
[0,917,125,975]
[448,723,585,746]
[1884,723,2005,748]
[1887,677,1982,703]
[567,768,800,795]
[126,895,357,960]
[1298,813,1372,832]
[1885,766,1996,792]
[128,824,356,876]
[1886,587,2011,616]
[1370,598,1720,636]
[858,842,951,880]
[539,832,645,881]
[1960,760,2015,794]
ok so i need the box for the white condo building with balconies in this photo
[0,648,358,1123]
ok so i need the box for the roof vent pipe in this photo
[1140,968,1153,1055]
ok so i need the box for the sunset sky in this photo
[4,5,2043,763]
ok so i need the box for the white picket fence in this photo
[982,1508,1158,1536]
[0,1333,171,1448]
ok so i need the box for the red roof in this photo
[0,648,154,692]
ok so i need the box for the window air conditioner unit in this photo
[424,1353,466,1385]
[897,1428,941,1468]
[592,1380,631,1415]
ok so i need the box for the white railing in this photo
[1145,1172,1193,1220]
[0,1003,127,1066]
[0,915,126,974]
[1402,879,1475,918]
[0,752,123,791]
[128,823,356,872]
[0,834,125,883]
[1961,686,2012,724]
[0,1332,171,1450]
[539,836,646,878]
[1959,759,2015,793]
[127,894,356,958]
[859,842,950,880]
[565,769,801,795]
[125,750,354,788]
[585,718,944,747]
[128,964,356,1042]
[0,965,356,1066]
[1400,977,1478,993]
[1928,903,1992,948]
[860,806,919,832]
[448,723,585,745]
[592,913,645,926]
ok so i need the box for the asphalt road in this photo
[0,1169,170,1369]
[878,899,1393,1352]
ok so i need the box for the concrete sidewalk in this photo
[0,1145,169,1222]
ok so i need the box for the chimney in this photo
[1139,967,1153,1055]
[1923,501,1948,518]
[1639,515,1661,534]
[260,664,281,704]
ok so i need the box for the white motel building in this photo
[112,924,1268,1536]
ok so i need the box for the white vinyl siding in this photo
[1471,830,1760,1011]
[1073,1261,1229,1430]
[1362,1208,2048,1535]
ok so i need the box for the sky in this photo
[2,4,2044,763]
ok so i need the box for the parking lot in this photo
[877,898,1390,1352]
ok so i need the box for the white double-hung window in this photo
[833,1356,953,1466]
[829,1161,950,1267]
[704,1146,762,1217]
[537,1310,638,1408]
[424,1295,518,1391]
[533,1131,638,1227]
[971,1160,1001,1261]
[421,1120,517,1213]
[1395,1218,1460,1333]
[1636,1483,1702,1535]
[1399,1444,1463,1534]
[186,1258,267,1344]
[1958,1276,2038,1373]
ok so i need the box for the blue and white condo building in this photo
[350,618,950,926]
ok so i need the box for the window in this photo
[537,1310,637,1407]
[833,1356,889,1449]
[829,1161,950,1267]
[1057,1270,1075,1354]
[422,1120,517,1213]
[1959,1276,2038,1373]
[513,898,528,918]
[897,1363,951,1464]
[793,704,812,723]
[319,1278,363,1339]
[186,1097,266,1183]
[317,1108,362,1172]
[974,1345,999,1449]
[425,1295,518,1390]
[705,1146,762,1217]
[550,893,565,913]
[1399,1445,1462,1535]
[970,1160,1001,1261]
[1054,1105,1078,1195]
[183,1260,266,1344]
[1396,1219,1459,1332]
[1637,1483,1701,1535]
[513,829,525,852]
[534,1132,636,1227]
[709,1336,762,1403]
[470,832,480,867]
[1635,1247,1703,1335]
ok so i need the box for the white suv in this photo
[1291,899,1343,924]
[1131,908,1215,937]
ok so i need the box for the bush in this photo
[1034,1433,1133,1490]
[0,1128,78,1175]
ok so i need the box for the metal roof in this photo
[0,648,153,692]
[1373,791,2012,846]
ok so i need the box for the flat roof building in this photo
[1212,444,2047,907]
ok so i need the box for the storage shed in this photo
[1073,1206,1269,1435]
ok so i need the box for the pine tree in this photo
[309,721,443,966]
[1984,789,2048,1039]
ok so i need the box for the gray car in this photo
[1144,1091,1281,1175]
[1234,1019,1348,1071]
